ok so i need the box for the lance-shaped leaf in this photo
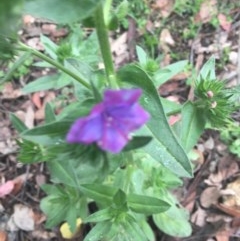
[197,56,216,81]
[127,193,170,215]
[83,221,110,241]
[24,0,102,24]
[154,60,188,86]
[79,184,117,205]
[118,65,192,177]
[179,101,206,153]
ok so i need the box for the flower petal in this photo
[66,115,103,144]
[104,89,142,106]
[89,103,105,116]
[109,103,150,132]
[99,124,129,153]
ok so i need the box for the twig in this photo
[19,164,30,201]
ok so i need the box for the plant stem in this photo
[103,0,113,24]
[17,43,91,89]
[95,3,118,88]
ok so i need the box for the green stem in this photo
[95,4,118,88]
[17,43,91,89]
[103,0,113,23]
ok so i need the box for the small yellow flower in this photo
[60,218,82,239]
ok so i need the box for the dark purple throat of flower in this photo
[66,89,150,153]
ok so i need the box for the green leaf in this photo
[40,35,58,59]
[154,60,188,86]
[115,0,129,21]
[40,186,83,229]
[222,85,240,101]
[33,61,54,68]
[24,0,102,24]
[156,167,183,189]
[1,52,31,83]
[118,65,192,177]
[84,208,112,223]
[10,113,28,133]
[47,160,77,187]
[131,169,145,194]
[141,220,155,241]
[121,214,148,241]
[66,204,78,233]
[21,121,71,145]
[44,103,56,124]
[153,205,192,237]
[22,74,61,94]
[0,0,23,63]
[160,97,181,115]
[84,221,110,241]
[40,195,69,228]
[108,14,119,31]
[136,45,147,65]
[127,193,170,215]
[41,184,64,196]
[65,58,93,84]
[79,184,117,205]
[197,56,216,81]
[179,102,206,153]
[22,101,91,141]
[123,136,152,152]
[113,189,127,207]
[47,154,105,186]
[17,139,44,164]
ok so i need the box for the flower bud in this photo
[211,101,217,108]
[207,91,214,98]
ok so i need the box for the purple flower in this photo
[66,89,150,153]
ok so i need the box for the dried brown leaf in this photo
[191,207,207,227]
[197,0,217,23]
[215,230,230,241]
[31,230,56,239]
[206,213,232,223]
[35,91,56,120]
[160,28,175,46]
[153,0,174,18]
[206,156,239,186]
[0,181,14,198]
[221,178,240,208]
[1,83,23,99]
[12,204,35,231]
[25,105,35,128]
[0,230,8,241]
[214,203,240,217]
[218,13,231,32]
[12,173,33,195]
[200,186,221,208]
[23,15,35,25]
[204,137,214,150]
[218,157,239,181]
[32,92,42,109]
[35,174,46,187]
[229,52,238,65]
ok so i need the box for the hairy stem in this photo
[17,43,91,89]
[95,3,118,88]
